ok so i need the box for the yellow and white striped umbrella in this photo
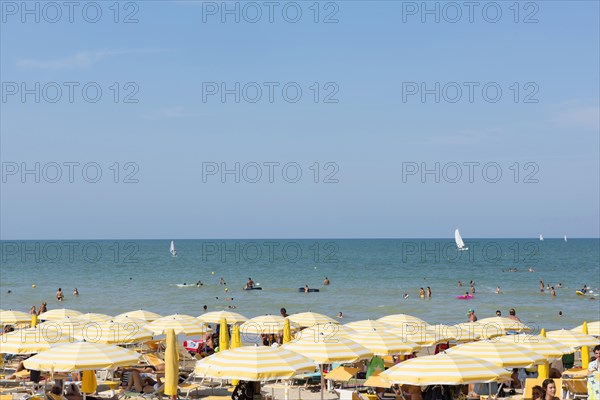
[572,321,600,337]
[546,329,599,349]
[0,310,33,325]
[447,340,545,367]
[377,314,429,334]
[194,345,316,380]
[407,331,455,347]
[240,315,299,335]
[112,315,148,326]
[497,335,573,358]
[287,312,338,328]
[114,310,162,322]
[283,326,372,363]
[23,342,140,372]
[147,314,212,336]
[381,354,511,385]
[454,323,504,340]
[0,327,74,354]
[73,321,154,344]
[476,317,532,333]
[340,329,421,356]
[420,324,479,343]
[77,313,113,324]
[38,317,86,336]
[38,309,83,321]
[197,311,248,324]
[344,320,397,333]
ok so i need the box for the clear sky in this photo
[1,0,599,239]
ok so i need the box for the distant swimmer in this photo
[280,308,289,317]
[220,277,226,285]
[580,285,589,294]
[56,288,64,302]
[496,286,503,294]
[203,305,207,312]
[528,267,535,272]
[245,278,254,290]
[419,288,425,298]
[73,288,79,296]
[426,287,432,298]
[496,310,502,317]
[551,287,556,297]
[458,280,463,287]
[403,293,409,299]
[304,285,309,293]
[558,311,563,317]
[337,311,343,319]
[540,280,545,293]
[557,283,562,288]
[323,277,330,286]
[228,305,237,309]
[38,302,47,314]
[470,285,476,294]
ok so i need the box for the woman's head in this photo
[532,385,543,400]
[542,379,556,397]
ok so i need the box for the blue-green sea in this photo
[1,239,598,331]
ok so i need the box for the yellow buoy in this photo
[212,271,215,275]
[32,284,36,288]
[225,288,229,292]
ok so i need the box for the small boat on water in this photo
[170,240,177,257]
[455,229,468,251]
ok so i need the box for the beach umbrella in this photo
[573,320,600,336]
[197,311,248,324]
[581,322,591,368]
[114,310,162,322]
[339,328,421,356]
[283,326,372,398]
[447,340,545,368]
[0,310,32,325]
[81,370,97,394]
[240,315,299,335]
[77,313,113,324]
[377,314,429,334]
[218,318,229,352]
[454,323,504,340]
[537,329,550,379]
[111,315,148,326]
[147,314,212,336]
[38,308,83,321]
[546,329,599,349]
[23,341,140,371]
[283,319,291,344]
[194,345,316,380]
[344,320,397,333]
[73,321,154,344]
[0,326,74,354]
[164,329,179,398]
[497,334,573,359]
[476,317,532,333]
[38,317,85,336]
[380,353,511,385]
[417,324,478,343]
[287,312,338,328]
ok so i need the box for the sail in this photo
[564,235,567,242]
[454,229,466,249]
[539,234,544,241]
[170,240,176,256]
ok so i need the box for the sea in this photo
[1,239,599,332]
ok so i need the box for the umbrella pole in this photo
[320,364,324,400]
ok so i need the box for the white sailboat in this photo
[170,240,177,257]
[455,229,468,251]
[539,234,544,241]
[564,235,567,242]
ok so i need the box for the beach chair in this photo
[563,378,588,399]
[177,374,206,399]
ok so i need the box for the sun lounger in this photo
[563,378,588,399]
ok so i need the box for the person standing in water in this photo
[419,288,425,298]
[540,280,545,292]
[56,288,64,302]
[323,277,330,285]
[426,287,432,298]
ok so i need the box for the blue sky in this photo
[1,1,599,239]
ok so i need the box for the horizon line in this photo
[1,237,599,241]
